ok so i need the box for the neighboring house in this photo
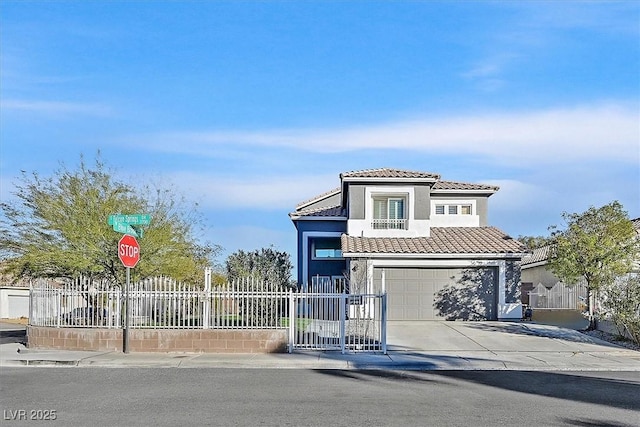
[289,168,526,321]
[519,246,587,309]
[520,217,640,309]
[520,246,556,302]
[0,287,30,319]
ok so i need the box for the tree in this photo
[0,155,219,285]
[547,201,639,329]
[225,247,294,289]
[517,235,552,251]
[224,247,294,327]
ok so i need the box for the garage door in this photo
[374,268,497,320]
[7,294,30,318]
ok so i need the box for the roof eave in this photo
[520,260,549,269]
[431,189,499,195]
[295,188,341,210]
[290,215,348,221]
[341,177,439,184]
[342,252,527,259]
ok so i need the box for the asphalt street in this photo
[1,368,639,427]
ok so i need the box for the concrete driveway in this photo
[387,321,627,353]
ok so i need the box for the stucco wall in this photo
[347,185,365,219]
[293,220,346,284]
[27,326,288,353]
[504,261,521,304]
[414,184,431,220]
[521,264,560,288]
[429,195,489,226]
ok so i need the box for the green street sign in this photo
[112,222,139,237]
[108,214,151,226]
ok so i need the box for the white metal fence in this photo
[289,292,386,353]
[29,273,387,353]
[30,277,122,328]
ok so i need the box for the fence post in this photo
[288,289,295,353]
[340,293,346,354]
[203,267,211,329]
[56,286,61,328]
[381,293,387,354]
[28,283,33,327]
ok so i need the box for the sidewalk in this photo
[2,321,640,371]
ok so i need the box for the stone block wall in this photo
[27,326,288,353]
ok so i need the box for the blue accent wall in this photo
[292,219,346,285]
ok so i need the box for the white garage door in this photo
[8,294,30,318]
[375,268,497,320]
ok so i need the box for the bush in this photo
[600,274,640,345]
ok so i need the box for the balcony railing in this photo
[372,219,407,230]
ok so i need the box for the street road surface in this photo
[1,368,638,426]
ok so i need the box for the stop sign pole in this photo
[118,234,140,354]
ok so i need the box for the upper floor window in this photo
[435,203,473,215]
[313,238,343,259]
[373,197,406,229]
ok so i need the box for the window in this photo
[313,238,342,259]
[434,202,474,216]
[373,197,406,229]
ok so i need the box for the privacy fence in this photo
[29,273,386,353]
[527,281,588,310]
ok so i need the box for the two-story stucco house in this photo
[290,168,526,321]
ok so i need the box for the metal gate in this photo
[288,292,387,354]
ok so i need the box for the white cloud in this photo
[483,179,554,213]
[164,172,339,211]
[128,102,639,166]
[460,53,520,91]
[1,99,113,117]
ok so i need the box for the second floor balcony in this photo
[372,218,407,230]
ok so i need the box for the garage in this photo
[374,267,497,321]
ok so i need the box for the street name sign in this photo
[109,213,151,238]
[113,222,139,237]
[108,214,151,226]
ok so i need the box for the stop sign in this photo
[118,234,140,268]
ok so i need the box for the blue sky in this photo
[1,1,639,271]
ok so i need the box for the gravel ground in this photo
[580,329,640,351]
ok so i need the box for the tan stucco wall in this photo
[27,326,288,353]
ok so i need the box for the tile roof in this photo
[341,168,440,180]
[293,169,500,211]
[291,205,347,218]
[341,227,525,256]
[295,187,341,209]
[432,180,500,192]
[520,246,550,266]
